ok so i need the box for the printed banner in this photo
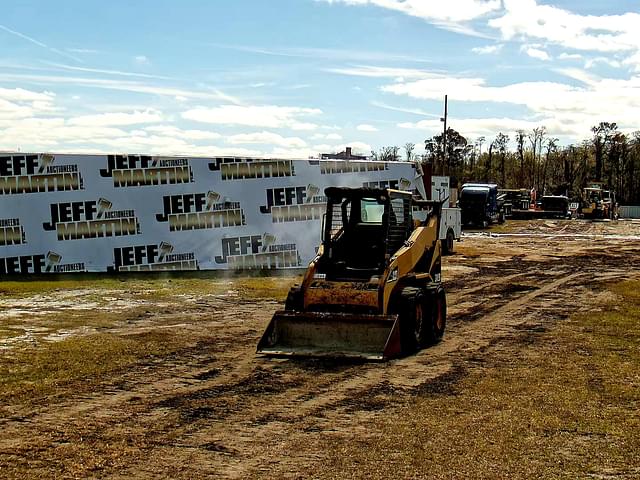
[0,153,417,274]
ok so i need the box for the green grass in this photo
[312,279,640,479]
[0,327,22,339]
[0,331,190,404]
[0,275,299,301]
[0,274,299,404]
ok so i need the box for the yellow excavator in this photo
[257,187,446,361]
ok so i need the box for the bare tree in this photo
[404,142,415,162]
[485,139,495,182]
[542,137,559,193]
[515,130,526,186]
[377,146,400,162]
[494,133,510,187]
[591,122,617,182]
[528,126,546,188]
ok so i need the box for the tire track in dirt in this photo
[115,270,588,479]
[3,240,639,478]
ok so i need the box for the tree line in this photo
[371,122,640,204]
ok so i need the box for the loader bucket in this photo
[257,310,402,361]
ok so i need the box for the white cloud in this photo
[311,133,343,141]
[0,115,261,157]
[585,57,622,70]
[66,48,100,54]
[524,47,551,61]
[68,109,163,127]
[382,71,640,139]
[399,117,553,137]
[319,0,501,23]
[227,131,308,148]
[472,44,503,55]
[0,87,57,119]
[371,100,441,118]
[357,124,378,132]
[42,61,170,80]
[269,147,319,159]
[182,105,322,130]
[0,87,55,102]
[214,43,433,63]
[0,98,37,119]
[558,53,583,61]
[145,125,221,140]
[134,55,150,65]
[326,65,434,79]
[0,116,129,148]
[489,0,640,54]
[623,52,640,72]
[382,74,578,108]
[0,73,241,103]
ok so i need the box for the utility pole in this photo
[440,95,448,171]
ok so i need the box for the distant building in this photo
[320,147,368,160]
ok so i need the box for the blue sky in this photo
[0,0,639,157]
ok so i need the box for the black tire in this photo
[442,229,455,255]
[420,285,447,347]
[397,287,421,353]
[284,286,303,311]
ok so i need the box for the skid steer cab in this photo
[257,187,447,361]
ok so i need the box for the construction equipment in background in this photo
[503,189,571,220]
[458,183,506,227]
[540,196,571,218]
[581,184,618,219]
[257,187,446,361]
[499,189,530,218]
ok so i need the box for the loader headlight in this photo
[388,267,398,283]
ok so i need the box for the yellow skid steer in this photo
[257,187,446,361]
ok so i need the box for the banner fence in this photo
[0,153,416,274]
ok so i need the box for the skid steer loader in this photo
[257,187,446,361]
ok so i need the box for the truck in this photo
[413,171,461,254]
[458,183,506,227]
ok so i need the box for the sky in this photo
[0,0,639,158]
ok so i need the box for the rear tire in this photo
[442,229,455,255]
[397,287,421,353]
[420,285,447,347]
[398,285,447,352]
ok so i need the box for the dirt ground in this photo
[1,219,640,479]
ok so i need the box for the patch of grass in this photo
[488,221,521,234]
[0,327,22,340]
[232,276,301,300]
[0,305,161,339]
[455,244,484,258]
[312,280,640,479]
[0,274,300,302]
[0,331,190,404]
[0,278,125,297]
